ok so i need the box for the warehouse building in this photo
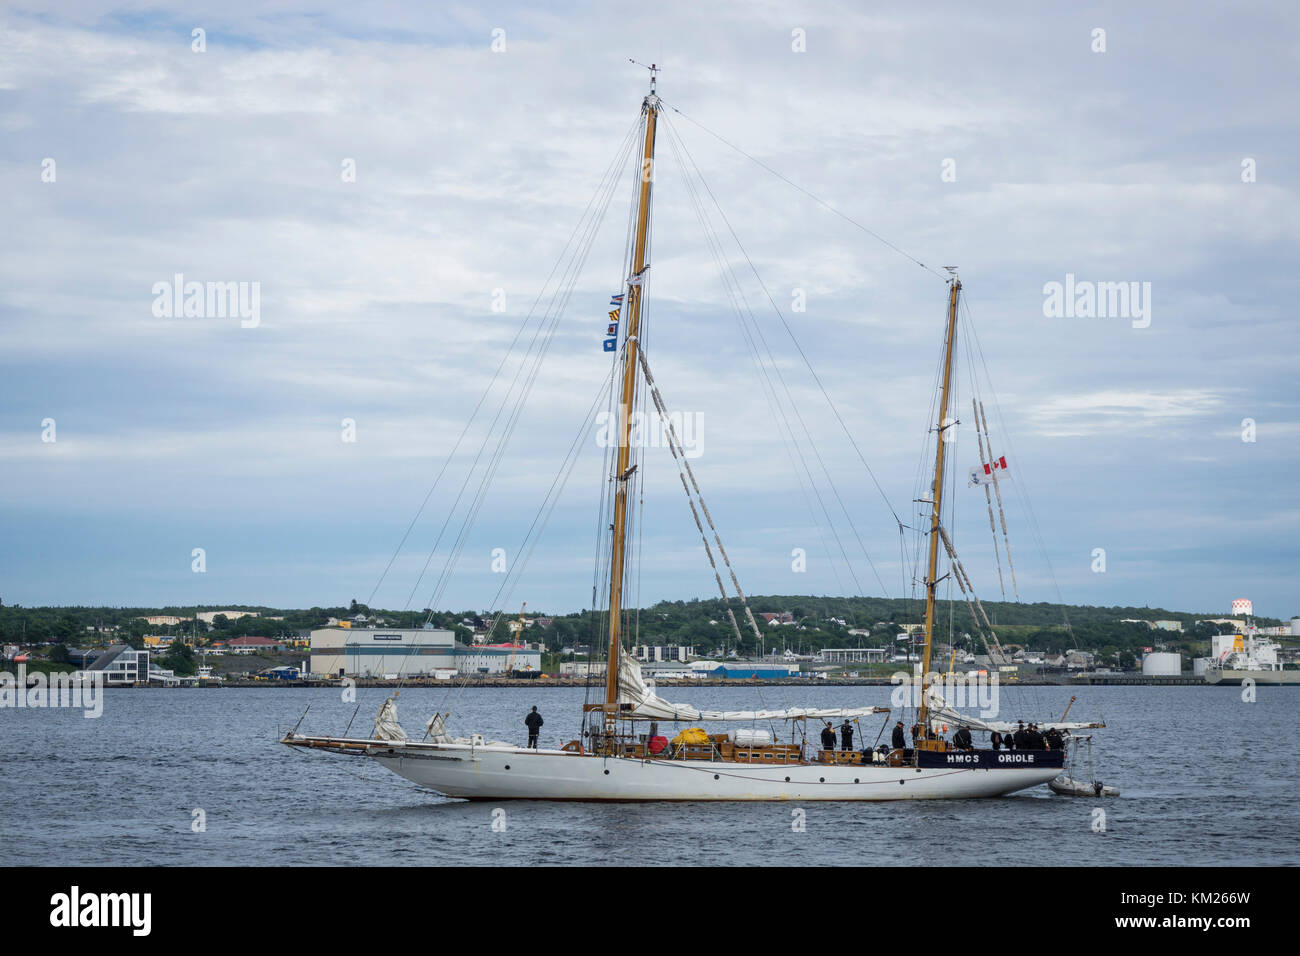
[310,627,540,678]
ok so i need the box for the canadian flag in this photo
[968,456,1009,487]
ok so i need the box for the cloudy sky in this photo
[1,1,1296,620]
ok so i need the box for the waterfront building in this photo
[83,645,183,685]
[559,661,606,677]
[817,647,887,664]
[688,660,800,679]
[224,636,288,655]
[632,644,695,663]
[309,627,540,678]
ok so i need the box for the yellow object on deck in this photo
[671,727,710,747]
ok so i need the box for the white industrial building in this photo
[632,644,695,663]
[818,647,887,664]
[1141,651,1182,676]
[560,661,606,677]
[310,627,540,678]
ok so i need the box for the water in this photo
[3,683,1295,866]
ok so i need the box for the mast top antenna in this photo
[629,58,659,93]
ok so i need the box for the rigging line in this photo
[471,148,647,641]
[659,99,948,282]
[957,310,1015,603]
[416,126,637,620]
[661,123,849,597]
[478,362,621,648]
[365,116,641,610]
[973,394,1007,599]
[636,346,758,649]
[401,122,637,619]
[979,397,1019,601]
[960,294,1069,628]
[662,119,888,597]
[662,116,905,540]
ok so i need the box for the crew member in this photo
[1013,721,1028,750]
[1027,723,1044,749]
[840,720,854,751]
[953,725,973,750]
[524,706,543,748]
[892,720,906,750]
[820,722,837,752]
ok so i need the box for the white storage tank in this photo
[1192,657,1211,676]
[1142,651,1182,676]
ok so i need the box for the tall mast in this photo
[918,273,961,740]
[604,71,660,726]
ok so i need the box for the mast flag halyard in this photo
[603,72,660,735]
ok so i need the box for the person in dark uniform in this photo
[953,725,973,750]
[1027,723,1044,749]
[910,722,921,745]
[524,706,543,748]
[990,730,1002,750]
[891,720,906,750]
[840,720,854,751]
[820,723,837,752]
[1013,721,1028,750]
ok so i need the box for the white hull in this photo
[1201,668,1300,685]
[295,737,1061,801]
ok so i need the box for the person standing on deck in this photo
[892,720,906,750]
[820,723,837,752]
[525,706,543,748]
[840,720,854,751]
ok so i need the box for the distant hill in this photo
[1,596,1287,664]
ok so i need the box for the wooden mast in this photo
[917,273,961,742]
[603,71,660,731]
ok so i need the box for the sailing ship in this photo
[283,70,1104,800]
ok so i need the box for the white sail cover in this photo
[618,656,885,722]
[373,695,408,741]
[924,686,1103,733]
[425,712,453,744]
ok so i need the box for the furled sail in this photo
[924,686,1103,733]
[618,656,886,722]
[373,694,408,741]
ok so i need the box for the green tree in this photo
[158,643,197,676]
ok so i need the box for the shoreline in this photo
[74,674,1246,688]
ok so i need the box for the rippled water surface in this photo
[4,683,1295,866]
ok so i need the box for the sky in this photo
[0,1,1297,620]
